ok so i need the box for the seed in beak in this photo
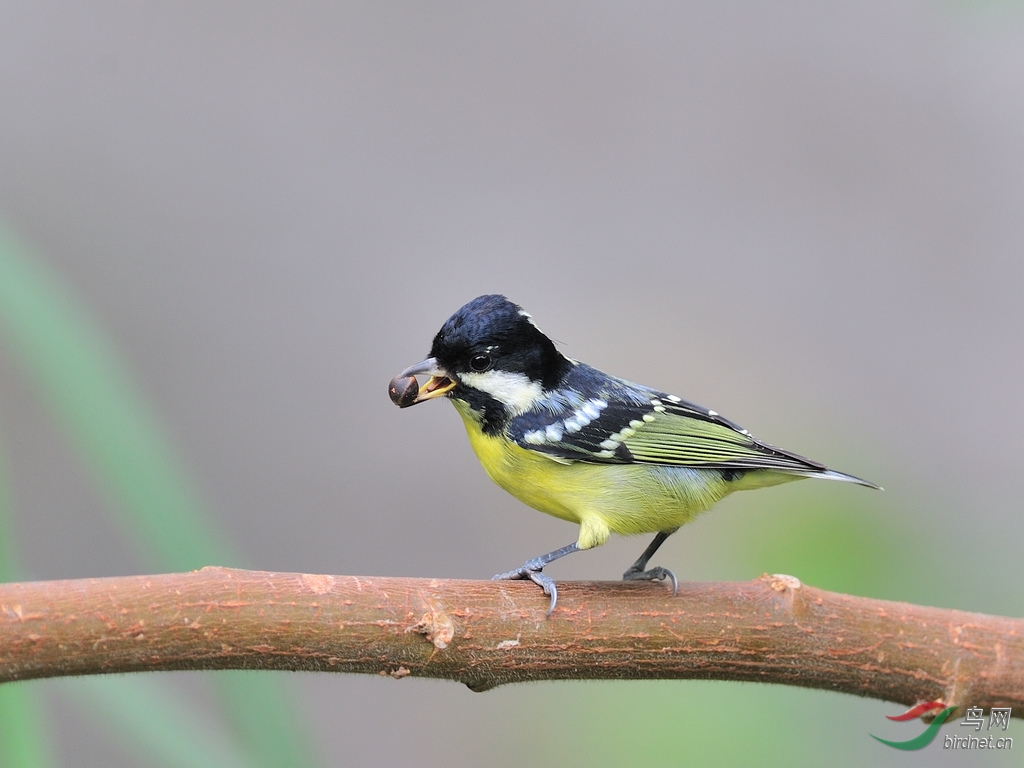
[388,375,420,408]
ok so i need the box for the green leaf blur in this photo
[0,224,313,768]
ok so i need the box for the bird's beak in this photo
[398,357,457,404]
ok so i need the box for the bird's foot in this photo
[622,565,678,596]
[492,543,580,615]
[493,562,559,615]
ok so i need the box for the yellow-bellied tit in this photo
[392,294,879,613]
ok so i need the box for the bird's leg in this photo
[622,530,678,595]
[492,543,580,615]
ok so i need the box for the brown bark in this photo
[1,567,1020,716]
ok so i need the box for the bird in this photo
[392,294,879,613]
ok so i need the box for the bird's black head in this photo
[429,294,570,389]
[395,295,572,429]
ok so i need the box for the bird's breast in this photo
[451,399,731,541]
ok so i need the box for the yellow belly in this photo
[452,400,733,550]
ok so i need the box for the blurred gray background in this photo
[1,2,1022,766]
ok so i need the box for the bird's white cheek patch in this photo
[460,370,543,415]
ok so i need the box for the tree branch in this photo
[1,567,1020,716]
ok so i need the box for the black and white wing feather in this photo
[508,364,876,485]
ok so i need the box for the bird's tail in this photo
[814,468,882,490]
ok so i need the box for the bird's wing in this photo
[508,366,826,473]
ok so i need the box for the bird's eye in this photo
[469,353,492,372]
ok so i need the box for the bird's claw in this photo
[622,565,678,596]
[493,565,559,615]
